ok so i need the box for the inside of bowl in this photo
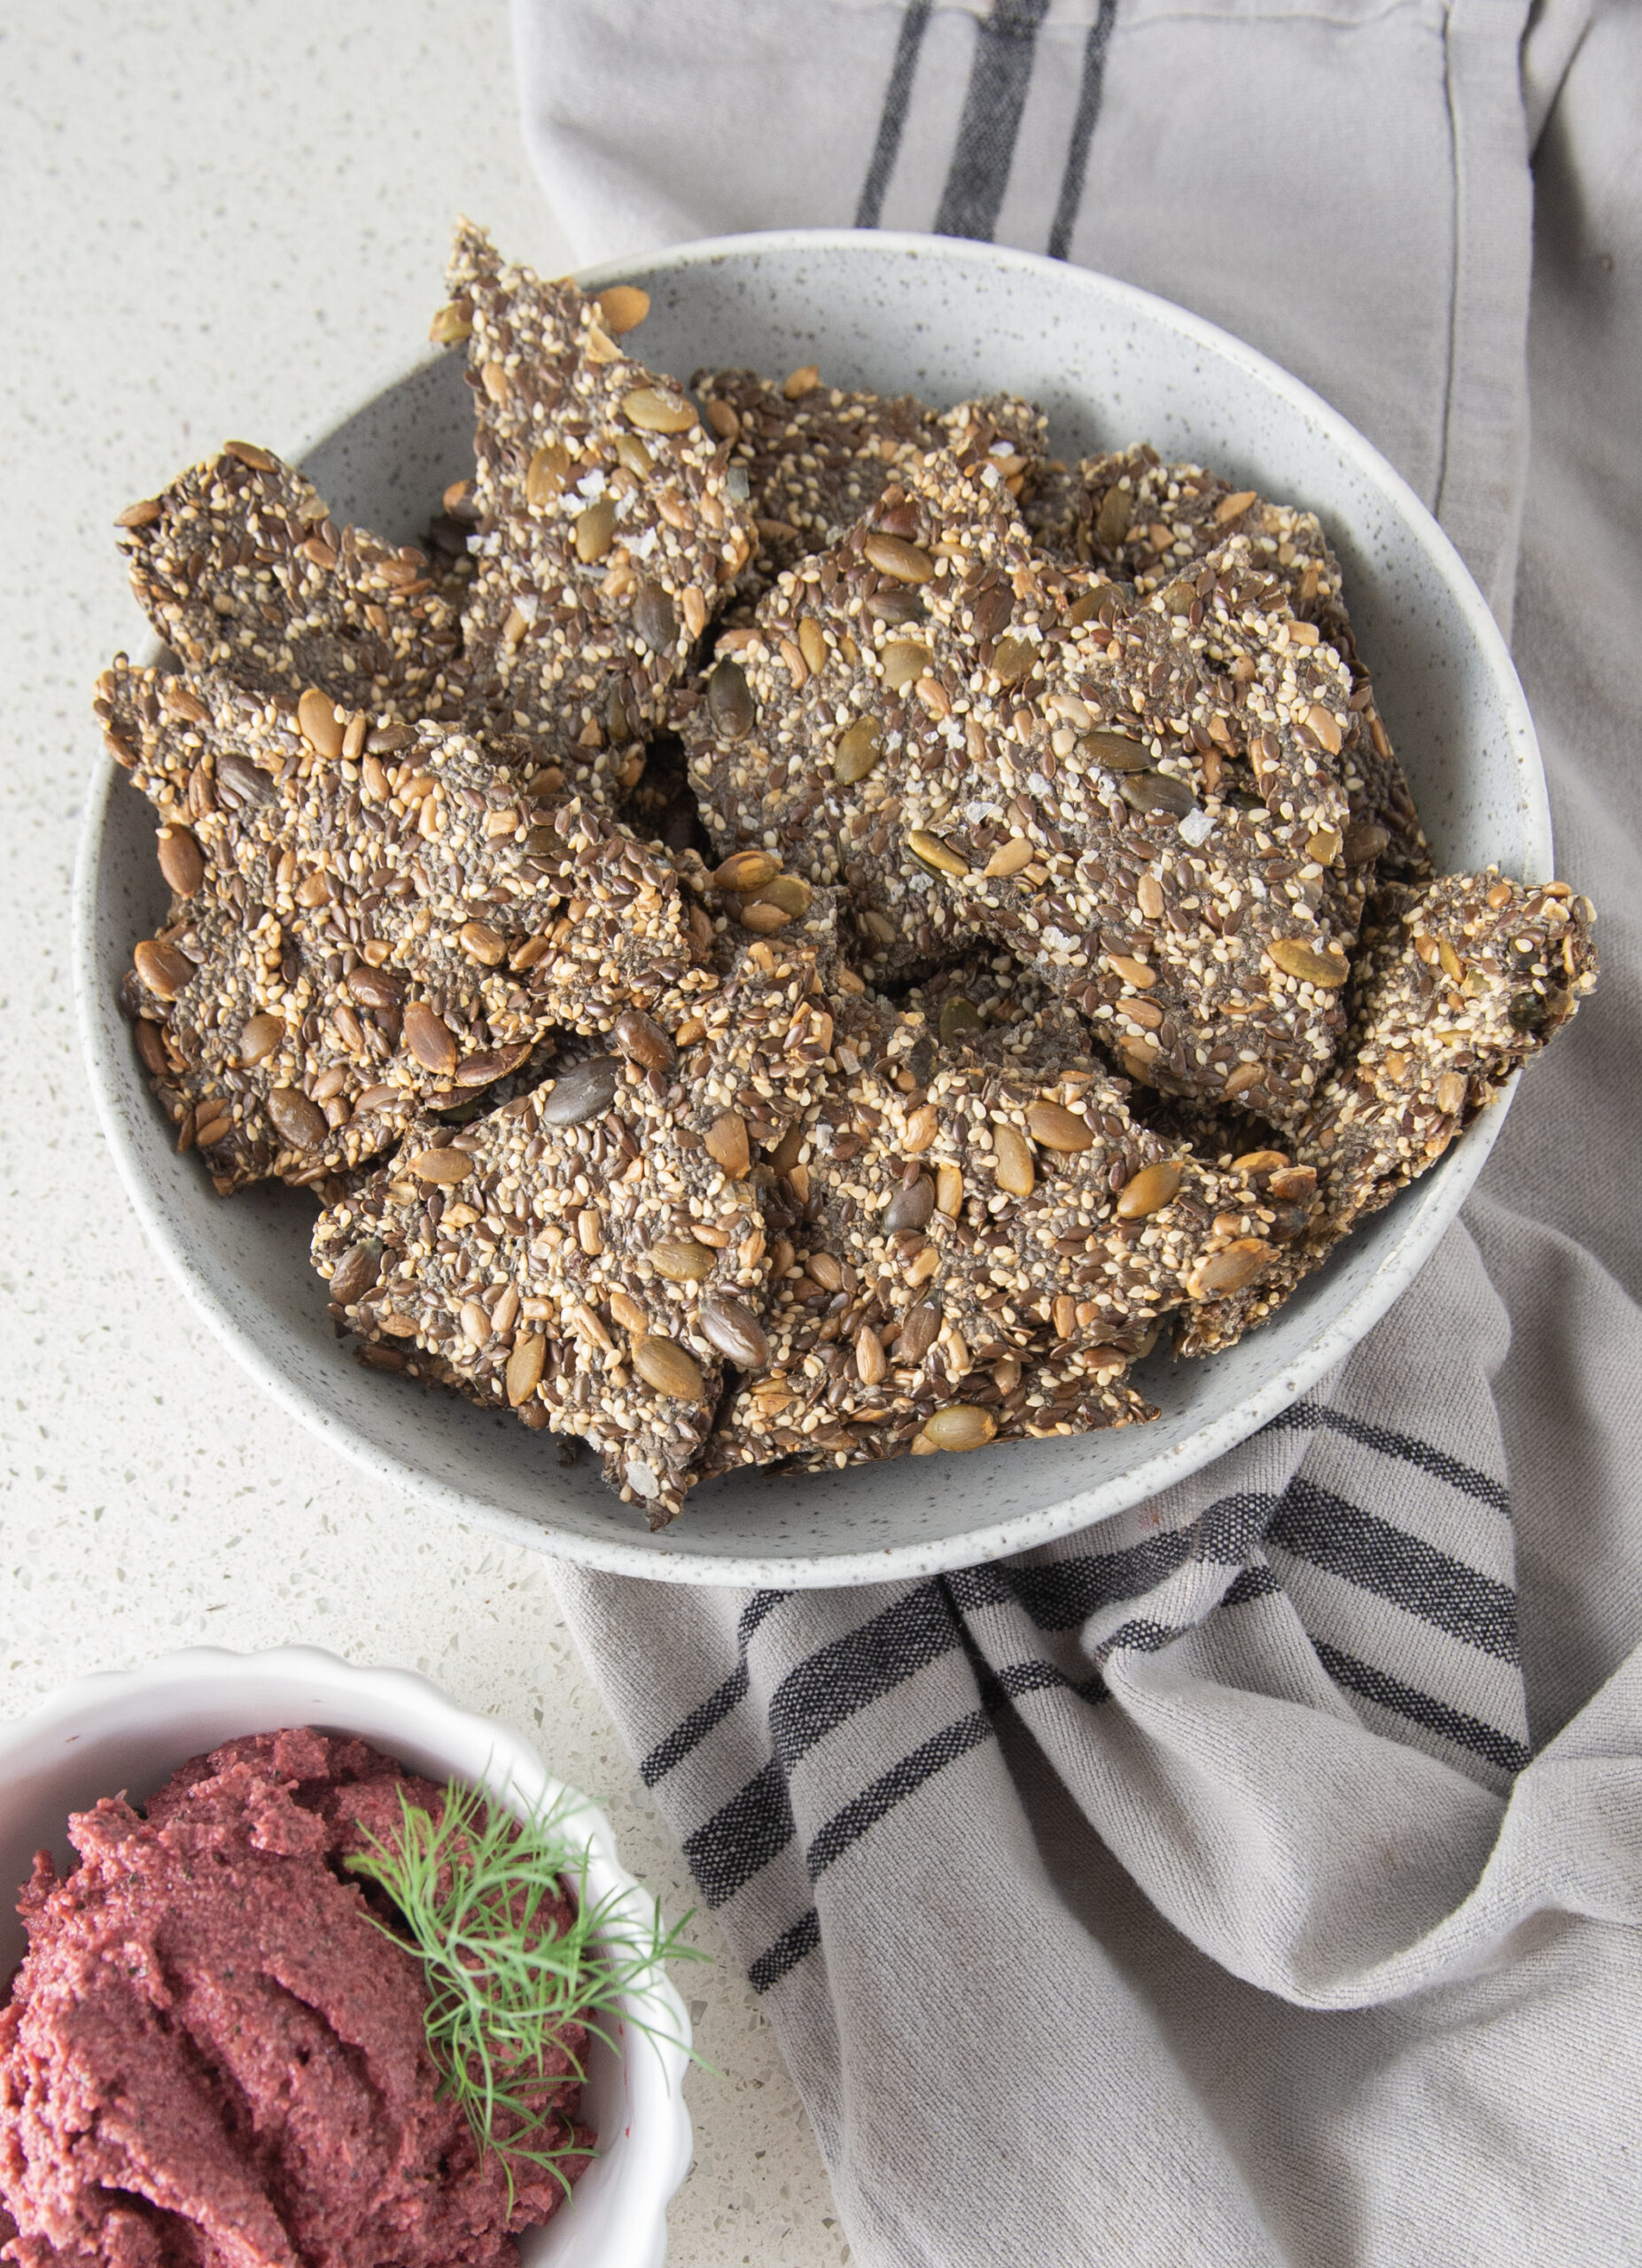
[86,235,1548,1581]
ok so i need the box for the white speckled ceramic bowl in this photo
[74,229,1549,1586]
[0,1647,692,2268]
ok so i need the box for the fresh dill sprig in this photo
[346,1778,705,2204]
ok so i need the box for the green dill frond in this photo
[346,1777,705,2205]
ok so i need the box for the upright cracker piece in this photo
[118,446,470,725]
[443,221,756,802]
[104,659,714,1192]
[1179,870,1598,1355]
[707,995,1272,1476]
[691,365,942,585]
[1034,445,1428,879]
[685,448,1367,1121]
[312,938,840,1526]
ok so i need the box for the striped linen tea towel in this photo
[512,3,1642,2260]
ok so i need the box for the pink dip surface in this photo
[0,1728,592,2268]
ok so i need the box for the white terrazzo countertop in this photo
[0,6,845,2259]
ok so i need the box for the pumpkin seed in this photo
[1094,485,1133,545]
[714,848,780,892]
[621,385,697,434]
[783,363,821,399]
[634,579,676,650]
[268,1087,326,1150]
[650,1236,716,1283]
[992,1123,1035,1197]
[1266,938,1350,987]
[403,1002,458,1075]
[938,997,984,1046]
[1189,1239,1272,1297]
[459,920,506,966]
[885,1176,935,1231]
[541,1057,619,1126]
[991,633,1035,686]
[294,687,343,760]
[707,659,755,738]
[1025,1100,1094,1153]
[1120,770,1198,819]
[921,1405,997,1452]
[239,1014,284,1063]
[574,499,618,563]
[908,830,969,877]
[1084,731,1152,773]
[1342,819,1390,867]
[346,965,403,1012]
[1306,829,1343,866]
[1267,1165,1317,1201]
[429,302,472,346]
[612,1007,674,1072]
[633,1336,707,1399]
[863,532,934,582]
[1116,1160,1183,1219]
[455,1044,530,1089]
[1233,1149,1289,1177]
[157,826,205,897]
[751,874,812,915]
[526,443,572,506]
[329,1241,382,1308]
[881,641,932,691]
[133,938,192,999]
[699,1293,771,1371]
[834,718,883,784]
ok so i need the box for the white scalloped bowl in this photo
[74,229,1550,1586]
[0,1648,692,2268]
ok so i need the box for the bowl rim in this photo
[0,1643,694,2268]
[73,225,1546,1588]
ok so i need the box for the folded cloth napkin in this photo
[512,3,1642,2260]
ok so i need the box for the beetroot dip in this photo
[0,1728,593,2268]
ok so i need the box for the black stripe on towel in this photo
[1265,1401,1511,1512]
[1047,0,1119,258]
[682,1756,796,1910]
[855,0,934,228]
[933,0,1052,243]
[807,1708,995,1879]
[640,1588,788,1787]
[749,1907,822,1994]
[1268,1479,1519,1661]
[1311,1639,1532,1775]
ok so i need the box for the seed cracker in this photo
[705,993,1271,1477]
[1179,871,1599,1355]
[442,221,756,802]
[1031,444,1429,879]
[312,938,840,1525]
[683,447,1369,1121]
[105,660,715,1190]
[118,446,471,726]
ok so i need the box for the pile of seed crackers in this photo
[102,223,1598,1526]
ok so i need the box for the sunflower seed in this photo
[991,1123,1035,1197]
[1266,938,1350,987]
[1025,1100,1094,1152]
[921,1405,997,1451]
[621,385,697,434]
[863,532,934,582]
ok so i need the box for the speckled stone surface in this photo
[0,9,845,2262]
